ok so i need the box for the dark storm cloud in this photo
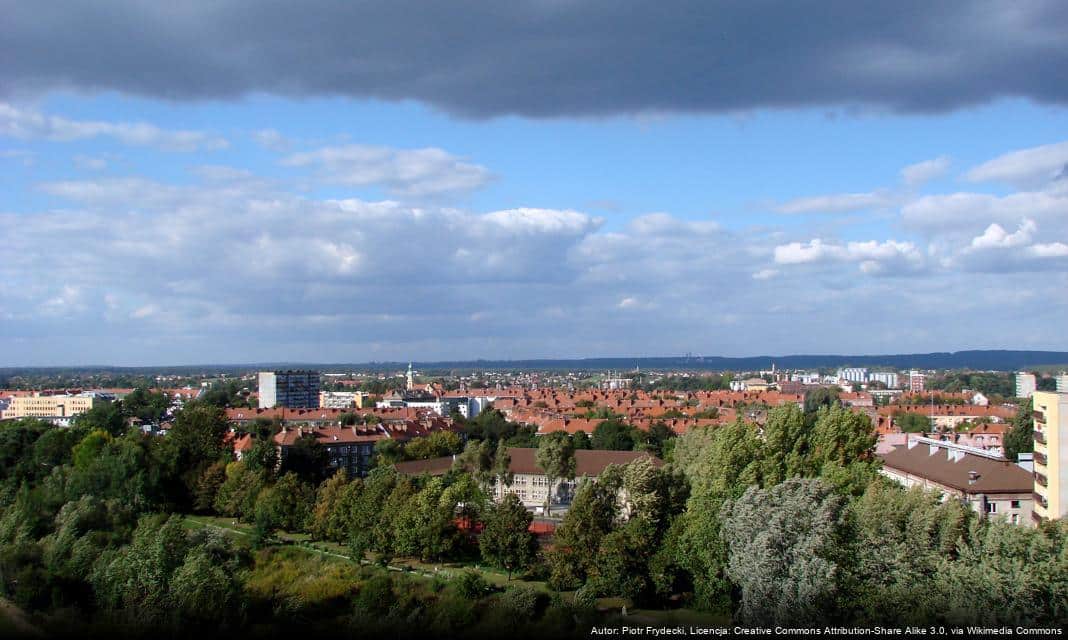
[3,1,1067,117]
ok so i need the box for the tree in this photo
[193,461,227,513]
[254,472,314,534]
[720,478,849,626]
[280,434,329,485]
[572,431,591,450]
[1003,402,1034,462]
[895,412,931,433]
[808,405,876,467]
[761,404,810,485]
[536,433,575,515]
[73,402,126,437]
[493,440,513,487]
[308,470,351,540]
[404,430,463,460]
[480,493,536,579]
[243,437,279,479]
[71,430,112,470]
[804,387,840,414]
[547,476,620,589]
[591,419,635,450]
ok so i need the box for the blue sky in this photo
[2,2,1068,365]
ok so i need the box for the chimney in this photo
[968,470,980,485]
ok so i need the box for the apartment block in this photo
[258,370,321,409]
[1032,391,1068,522]
[1016,373,1037,399]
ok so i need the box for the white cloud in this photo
[281,144,492,197]
[0,102,228,152]
[966,140,1068,187]
[968,219,1035,250]
[775,191,892,214]
[901,156,951,186]
[901,190,1068,234]
[251,128,290,152]
[1030,242,1068,258]
[773,238,922,272]
[752,268,779,280]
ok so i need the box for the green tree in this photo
[536,433,576,515]
[591,419,635,450]
[480,493,536,579]
[547,475,620,589]
[720,478,849,626]
[1003,402,1034,462]
[280,434,329,485]
[193,460,227,513]
[895,411,931,433]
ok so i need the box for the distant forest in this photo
[3,349,1068,378]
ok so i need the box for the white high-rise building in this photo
[258,370,321,408]
[869,372,900,389]
[836,367,868,383]
[1015,373,1037,399]
[1055,374,1068,393]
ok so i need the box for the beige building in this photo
[1,392,112,420]
[1033,391,1068,522]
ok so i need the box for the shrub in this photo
[496,584,540,620]
[452,570,490,599]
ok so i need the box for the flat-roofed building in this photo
[258,370,320,408]
[1032,391,1068,522]
[1016,373,1037,399]
[1,391,114,421]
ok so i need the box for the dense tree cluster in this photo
[0,390,1063,634]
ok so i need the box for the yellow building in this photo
[1,392,110,420]
[1032,391,1068,521]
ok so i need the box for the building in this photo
[319,391,363,409]
[869,372,900,389]
[836,367,868,384]
[258,371,320,409]
[1015,373,1037,399]
[908,370,926,393]
[1057,374,1068,393]
[273,424,387,478]
[1,391,114,422]
[492,448,661,514]
[879,437,1034,526]
[1032,391,1067,522]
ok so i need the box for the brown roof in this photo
[394,456,455,477]
[273,424,388,446]
[879,444,1032,494]
[506,447,662,477]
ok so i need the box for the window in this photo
[1011,514,1020,525]
[985,502,997,514]
[1011,500,1020,509]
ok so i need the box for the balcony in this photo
[1035,430,1047,446]
[1033,492,1049,509]
[1035,472,1048,488]
[1033,410,1044,424]
[1034,451,1048,467]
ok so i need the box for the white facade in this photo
[1015,373,1037,399]
[837,367,868,383]
[909,370,927,393]
[1056,374,1068,394]
[868,372,900,389]
[320,391,358,409]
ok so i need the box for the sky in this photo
[2,1,1068,366]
